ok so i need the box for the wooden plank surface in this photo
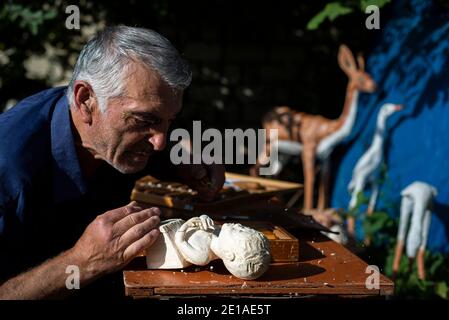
[124,232,394,298]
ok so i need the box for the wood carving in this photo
[145,219,192,269]
[310,208,349,245]
[252,45,376,211]
[392,182,437,281]
[146,215,271,280]
[346,103,402,238]
[175,215,218,266]
[348,103,403,214]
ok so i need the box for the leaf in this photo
[436,281,448,299]
[357,191,369,204]
[429,253,444,276]
[307,2,353,30]
[417,278,433,291]
[364,212,389,235]
[43,9,57,20]
[360,0,392,11]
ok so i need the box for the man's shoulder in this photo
[0,87,67,124]
[0,87,66,198]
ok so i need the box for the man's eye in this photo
[132,117,159,127]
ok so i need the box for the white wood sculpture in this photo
[392,182,438,280]
[147,215,271,280]
[145,219,192,269]
[209,221,271,280]
[175,215,218,266]
[252,45,376,211]
[347,103,403,215]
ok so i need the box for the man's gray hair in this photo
[67,26,192,112]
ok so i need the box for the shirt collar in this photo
[51,91,87,203]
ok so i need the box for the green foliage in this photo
[307,0,392,30]
[307,2,353,30]
[360,0,392,10]
[346,191,368,218]
[0,1,100,110]
[0,3,57,35]
[436,281,448,299]
[363,211,396,246]
[383,248,449,299]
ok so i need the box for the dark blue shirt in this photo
[0,87,153,283]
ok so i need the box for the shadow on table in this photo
[298,241,326,262]
[200,259,325,281]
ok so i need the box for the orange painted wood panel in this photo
[124,232,394,298]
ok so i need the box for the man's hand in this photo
[71,201,161,278]
[0,202,161,299]
[177,164,225,201]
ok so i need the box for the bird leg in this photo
[392,196,413,281]
[416,209,431,281]
[367,182,379,216]
[346,216,355,237]
[392,240,404,281]
[417,248,426,280]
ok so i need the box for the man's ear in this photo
[72,80,98,124]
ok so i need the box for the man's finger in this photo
[105,201,143,223]
[209,164,225,192]
[200,215,214,230]
[112,207,161,237]
[119,215,160,248]
[195,165,225,201]
[123,228,160,262]
[191,165,207,180]
[195,187,215,201]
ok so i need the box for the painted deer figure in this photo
[252,45,376,211]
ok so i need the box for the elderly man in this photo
[0,26,224,299]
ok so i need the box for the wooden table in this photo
[123,230,394,299]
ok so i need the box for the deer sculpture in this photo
[251,45,376,212]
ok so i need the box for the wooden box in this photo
[130,172,302,211]
[229,221,299,262]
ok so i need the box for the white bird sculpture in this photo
[348,103,403,214]
[392,182,438,280]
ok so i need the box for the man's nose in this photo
[148,132,167,151]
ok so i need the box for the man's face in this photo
[92,62,183,174]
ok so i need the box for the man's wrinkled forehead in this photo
[128,91,182,120]
[120,63,183,116]
[110,95,180,123]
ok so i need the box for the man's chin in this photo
[110,159,149,174]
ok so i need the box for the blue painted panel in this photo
[331,0,449,252]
